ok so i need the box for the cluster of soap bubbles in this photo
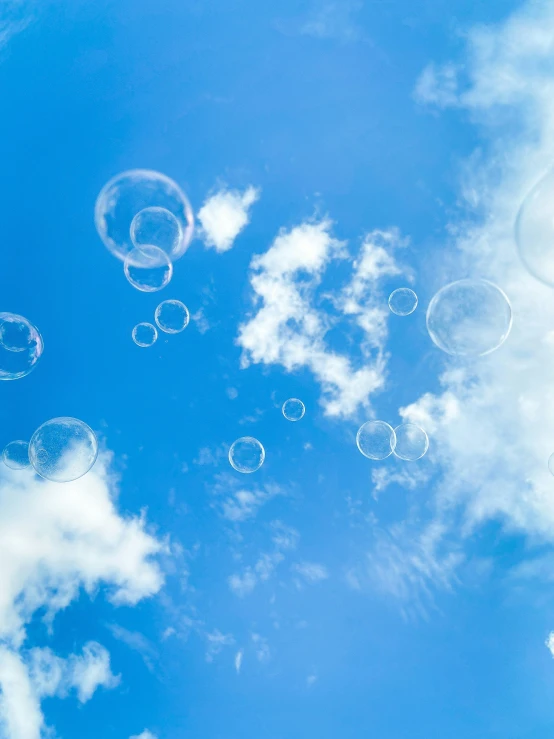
[228,398,307,473]
[0,312,43,380]
[2,417,98,482]
[356,420,429,462]
[132,299,190,348]
[95,170,194,293]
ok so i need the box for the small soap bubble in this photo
[124,245,173,292]
[131,207,183,256]
[29,417,98,483]
[155,300,190,334]
[0,313,43,380]
[132,322,158,347]
[2,440,30,470]
[356,421,396,460]
[393,423,429,461]
[426,278,512,357]
[95,169,194,262]
[388,288,418,316]
[548,453,554,477]
[516,169,554,286]
[282,398,305,421]
[229,436,265,473]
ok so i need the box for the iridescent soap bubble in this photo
[131,207,183,256]
[393,423,429,461]
[2,440,30,470]
[0,313,43,380]
[132,322,158,347]
[154,300,190,334]
[549,453,554,477]
[426,278,512,357]
[124,245,172,292]
[388,287,418,316]
[356,421,396,460]
[515,169,554,286]
[29,417,98,483]
[229,436,265,473]
[282,398,305,421]
[94,169,194,262]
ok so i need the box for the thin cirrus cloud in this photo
[238,220,408,418]
[197,185,260,253]
[375,0,554,608]
[0,453,164,739]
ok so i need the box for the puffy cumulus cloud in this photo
[405,0,554,552]
[0,453,164,739]
[130,732,158,739]
[197,185,260,253]
[238,220,408,417]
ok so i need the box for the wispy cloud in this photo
[197,185,260,253]
[277,1,364,43]
[292,561,329,583]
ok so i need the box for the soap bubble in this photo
[393,423,429,461]
[356,421,396,460]
[388,287,418,316]
[229,436,265,473]
[154,300,190,334]
[124,245,172,292]
[0,313,43,380]
[426,278,512,357]
[132,322,158,347]
[2,440,30,470]
[282,398,305,421]
[29,417,98,483]
[549,453,554,477]
[94,169,194,262]
[131,207,183,256]
[515,169,554,286]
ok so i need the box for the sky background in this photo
[5,0,554,738]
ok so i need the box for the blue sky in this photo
[5,0,554,738]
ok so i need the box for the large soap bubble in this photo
[29,417,98,483]
[131,207,183,255]
[393,423,429,461]
[515,169,554,286]
[426,278,512,357]
[124,245,173,292]
[356,421,396,460]
[388,288,418,316]
[2,440,30,470]
[154,299,190,334]
[95,169,194,262]
[132,322,158,347]
[282,398,305,421]
[0,313,43,380]
[229,436,265,473]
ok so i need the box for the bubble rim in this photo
[356,420,396,460]
[132,322,158,347]
[282,398,306,422]
[154,299,190,334]
[2,440,30,470]
[29,416,99,483]
[388,287,418,316]
[0,312,44,381]
[392,422,429,461]
[124,245,173,293]
[228,435,265,474]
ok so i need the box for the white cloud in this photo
[228,569,257,597]
[0,454,164,739]
[198,185,260,253]
[205,630,235,662]
[414,63,460,108]
[220,484,282,523]
[234,649,243,674]
[298,1,363,42]
[130,731,158,739]
[238,220,406,417]
[546,632,554,658]
[292,562,329,583]
[251,633,270,662]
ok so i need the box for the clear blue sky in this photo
[5,1,554,738]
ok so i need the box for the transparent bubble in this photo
[0,313,43,380]
[426,278,512,357]
[229,436,265,473]
[29,417,98,483]
[388,288,418,316]
[124,245,173,292]
[393,423,429,461]
[132,322,158,347]
[515,169,554,286]
[154,300,190,334]
[356,421,396,460]
[94,169,194,262]
[131,207,183,256]
[549,453,554,477]
[2,440,30,470]
[282,398,305,421]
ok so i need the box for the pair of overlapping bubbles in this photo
[133,299,190,348]
[357,420,429,462]
[95,170,194,292]
[2,417,98,483]
[0,312,43,380]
